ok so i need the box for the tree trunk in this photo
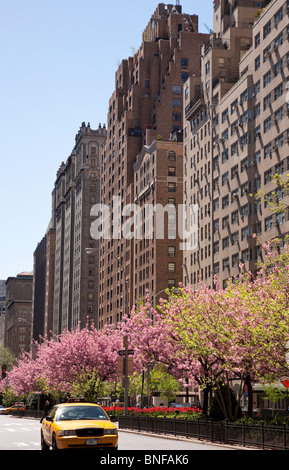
[202,386,210,416]
[245,375,253,418]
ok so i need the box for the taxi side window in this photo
[47,407,57,420]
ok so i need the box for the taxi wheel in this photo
[52,434,59,451]
[41,433,50,451]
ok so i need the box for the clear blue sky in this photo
[0,0,212,280]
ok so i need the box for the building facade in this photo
[183,0,289,288]
[98,3,208,327]
[4,273,33,357]
[52,122,106,334]
[0,280,6,347]
[133,139,184,310]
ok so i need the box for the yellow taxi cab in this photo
[4,402,26,414]
[41,402,118,450]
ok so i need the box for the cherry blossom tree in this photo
[7,323,123,399]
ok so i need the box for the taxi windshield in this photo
[55,406,109,421]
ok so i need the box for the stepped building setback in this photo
[98,3,208,327]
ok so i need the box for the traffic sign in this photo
[118,349,134,356]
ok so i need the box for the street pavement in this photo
[0,415,242,451]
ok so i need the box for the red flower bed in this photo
[103,405,202,417]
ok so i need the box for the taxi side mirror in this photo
[109,415,117,422]
[45,416,53,422]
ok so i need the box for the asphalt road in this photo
[0,415,238,451]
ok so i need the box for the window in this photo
[181,58,188,67]
[231,210,239,224]
[254,80,261,96]
[255,55,260,70]
[242,248,251,261]
[231,142,238,156]
[231,165,238,179]
[168,262,176,273]
[168,151,176,161]
[168,182,176,192]
[274,83,283,101]
[274,59,283,77]
[240,88,251,103]
[232,231,239,245]
[222,195,229,209]
[223,237,229,249]
[264,169,272,184]
[276,212,285,225]
[222,108,228,123]
[222,149,229,163]
[264,143,272,159]
[173,98,181,107]
[222,171,229,186]
[264,116,271,133]
[168,279,175,289]
[223,257,230,271]
[222,215,229,228]
[241,226,251,240]
[231,188,238,202]
[232,253,239,267]
[168,246,176,257]
[181,72,189,82]
[213,198,219,211]
[241,203,250,218]
[264,93,271,110]
[264,46,273,64]
[254,103,261,118]
[172,85,182,95]
[263,20,271,39]
[168,166,176,176]
[265,215,273,231]
[172,112,181,121]
[213,219,219,233]
[255,31,260,48]
[274,8,283,27]
[263,70,271,87]
[254,150,261,164]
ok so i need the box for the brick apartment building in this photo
[183,0,289,289]
[30,123,107,338]
[52,122,106,333]
[0,280,6,347]
[4,273,33,357]
[97,3,208,327]
[133,139,184,310]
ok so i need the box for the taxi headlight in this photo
[56,430,76,437]
[104,428,118,435]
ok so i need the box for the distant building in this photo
[0,280,6,347]
[5,273,33,357]
[32,123,106,336]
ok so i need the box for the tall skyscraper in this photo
[183,0,289,288]
[52,122,106,333]
[97,4,208,327]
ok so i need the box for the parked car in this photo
[4,402,26,415]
